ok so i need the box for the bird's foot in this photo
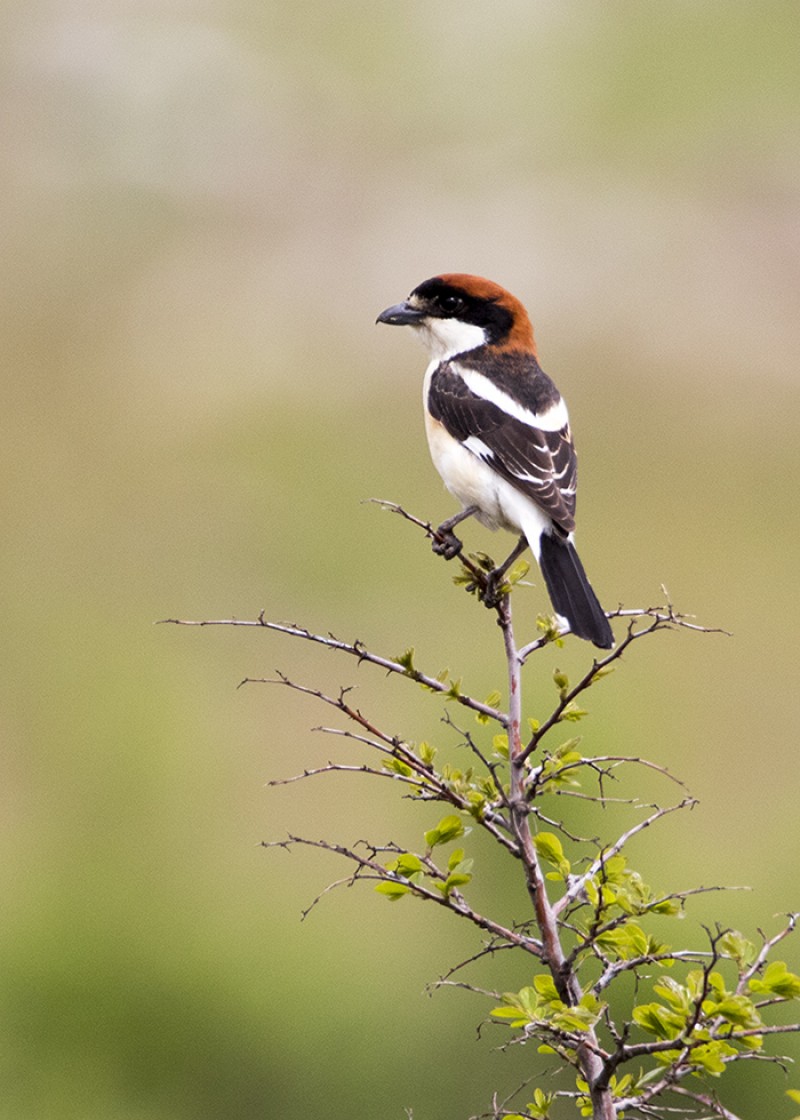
[481,566,506,608]
[431,507,478,560]
[432,525,463,560]
[480,536,529,608]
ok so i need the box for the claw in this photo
[481,567,505,608]
[432,528,463,560]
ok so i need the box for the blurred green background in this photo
[2,2,799,1117]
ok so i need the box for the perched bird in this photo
[377,273,614,649]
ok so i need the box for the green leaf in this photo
[535,614,564,644]
[691,1040,736,1076]
[490,1005,528,1021]
[579,992,604,1016]
[489,988,538,1028]
[749,961,800,999]
[648,897,683,917]
[553,668,570,697]
[533,832,565,863]
[492,733,509,759]
[539,744,584,792]
[739,1032,764,1051]
[552,1006,600,1032]
[710,994,763,1029]
[425,814,465,848]
[554,737,582,758]
[720,930,756,968]
[395,647,416,673]
[418,740,436,766]
[653,976,691,1012]
[533,832,571,879]
[526,1086,554,1119]
[442,871,472,894]
[560,702,588,722]
[476,689,502,724]
[507,559,530,585]
[382,757,413,777]
[447,848,465,870]
[632,1002,683,1040]
[532,974,561,1004]
[472,551,495,572]
[374,881,410,901]
[612,1073,633,1097]
[595,922,650,961]
[389,853,424,877]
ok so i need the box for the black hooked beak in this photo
[376,301,426,326]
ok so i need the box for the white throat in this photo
[413,317,488,362]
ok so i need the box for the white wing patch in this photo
[459,369,569,431]
[462,435,494,460]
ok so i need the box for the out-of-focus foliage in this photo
[1,3,798,1118]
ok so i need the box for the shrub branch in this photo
[163,502,798,1120]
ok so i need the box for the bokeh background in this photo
[2,3,799,1117]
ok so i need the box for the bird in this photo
[376,273,614,649]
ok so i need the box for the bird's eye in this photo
[438,294,465,315]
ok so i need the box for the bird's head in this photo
[376,273,537,361]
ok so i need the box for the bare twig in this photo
[267,760,425,791]
[529,752,691,795]
[554,798,697,917]
[260,674,519,854]
[159,611,508,725]
[670,1088,743,1120]
[429,978,502,1000]
[428,938,519,989]
[367,499,495,590]
[262,834,544,955]
[738,913,799,992]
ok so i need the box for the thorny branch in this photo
[260,672,519,855]
[162,611,507,723]
[264,834,543,955]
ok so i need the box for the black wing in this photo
[428,362,577,535]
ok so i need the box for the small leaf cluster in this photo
[505,1086,554,1120]
[374,815,473,902]
[491,973,604,1039]
[630,950,800,1077]
[634,975,750,1074]
[452,553,530,602]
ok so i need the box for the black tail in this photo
[539,533,614,649]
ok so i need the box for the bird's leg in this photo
[432,505,478,560]
[483,535,530,607]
